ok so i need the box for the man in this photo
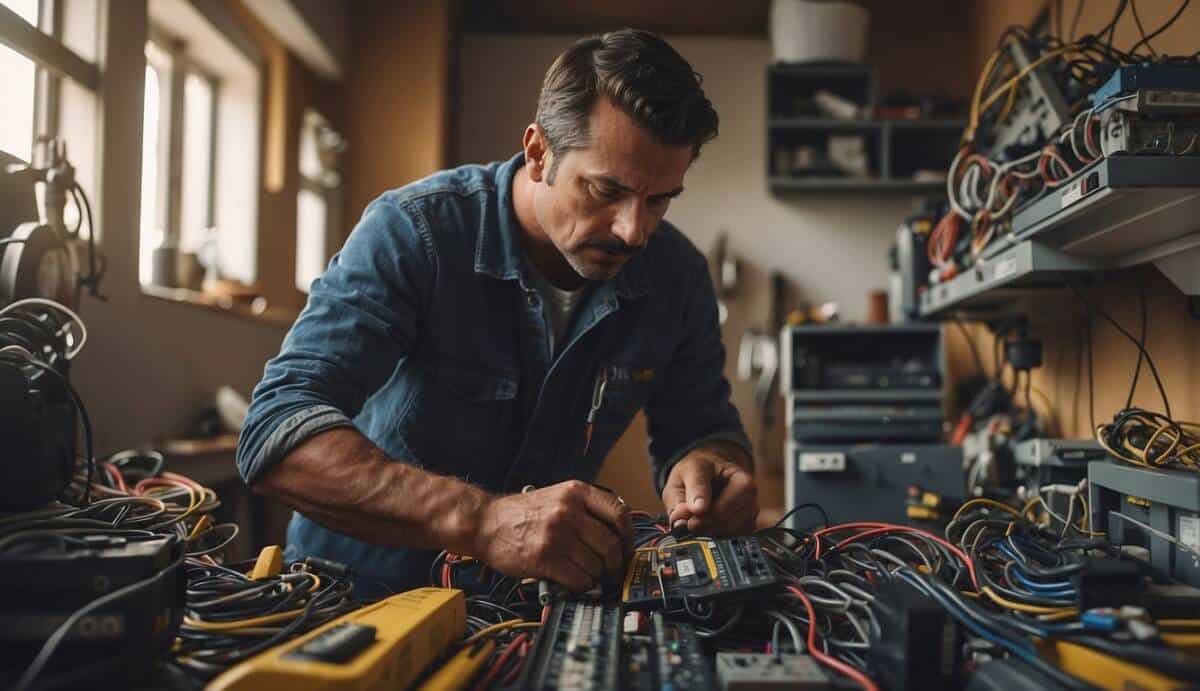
[236,29,757,596]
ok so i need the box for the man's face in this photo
[528,99,693,281]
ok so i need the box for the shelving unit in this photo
[919,156,1200,319]
[767,63,963,195]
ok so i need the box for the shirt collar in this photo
[474,152,650,301]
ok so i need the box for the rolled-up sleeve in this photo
[645,253,752,493]
[236,196,435,485]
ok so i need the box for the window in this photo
[139,40,169,285]
[0,0,40,162]
[295,109,345,293]
[139,0,262,290]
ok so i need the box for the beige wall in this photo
[964,0,1200,440]
[344,0,457,232]
[455,34,972,512]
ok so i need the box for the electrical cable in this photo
[1129,0,1191,55]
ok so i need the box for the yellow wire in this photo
[1040,610,1080,622]
[462,620,541,645]
[952,498,1022,524]
[183,609,306,631]
[981,586,1076,615]
[966,46,1005,141]
[978,47,1073,114]
[182,574,321,631]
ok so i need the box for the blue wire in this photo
[896,571,1038,652]
[1010,568,1076,596]
[991,541,1077,597]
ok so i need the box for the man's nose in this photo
[611,199,650,249]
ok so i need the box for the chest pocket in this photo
[400,359,518,485]
[578,364,654,470]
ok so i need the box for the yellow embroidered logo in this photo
[632,368,655,383]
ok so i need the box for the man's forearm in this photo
[254,427,489,554]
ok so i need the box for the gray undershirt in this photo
[527,261,587,355]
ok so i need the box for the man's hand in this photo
[662,442,758,536]
[471,480,633,593]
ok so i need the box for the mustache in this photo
[580,240,640,256]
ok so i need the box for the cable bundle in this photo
[937,7,1199,277]
[174,557,357,679]
[1098,407,1200,471]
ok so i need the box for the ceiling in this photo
[459,0,772,35]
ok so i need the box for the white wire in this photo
[764,609,805,654]
[947,147,972,220]
[1068,108,1094,163]
[0,345,34,358]
[1109,511,1200,562]
[0,298,88,359]
[1091,93,1136,115]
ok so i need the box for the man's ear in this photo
[522,123,550,183]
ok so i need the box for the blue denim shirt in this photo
[236,153,750,595]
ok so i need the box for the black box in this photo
[1088,461,1200,588]
[786,443,964,526]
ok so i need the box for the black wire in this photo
[1067,279,1170,417]
[1129,0,1157,56]
[1100,0,1128,53]
[1130,0,1191,55]
[954,320,985,375]
[0,352,94,502]
[1070,0,1086,42]
[1083,314,1095,432]
[73,182,106,301]
[774,503,830,530]
[1126,283,1147,409]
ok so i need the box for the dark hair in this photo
[535,28,719,182]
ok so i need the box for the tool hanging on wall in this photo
[738,272,789,469]
[0,137,105,309]
[708,230,739,326]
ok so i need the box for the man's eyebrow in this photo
[589,175,684,199]
[589,175,635,193]
[651,187,685,199]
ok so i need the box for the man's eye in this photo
[590,184,618,200]
[649,196,671,208]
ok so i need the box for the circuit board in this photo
[621,537,777,610]
[520,600,624,691]
[623,613,717,691]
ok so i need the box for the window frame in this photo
[145,27,220,255]
[0,0,81,164]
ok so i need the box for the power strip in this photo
[715,653,836,690]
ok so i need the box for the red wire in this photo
[786,585,880,691]
[102,463,128,493]
[499,638,532,687]
[927,211,962,267]
[812,522,979,591]
[472,632,529,691]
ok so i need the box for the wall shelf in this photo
[769,176,947,194]
[920,156,1200,319]
[919,240,1106,318]
[767,64,964,196]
